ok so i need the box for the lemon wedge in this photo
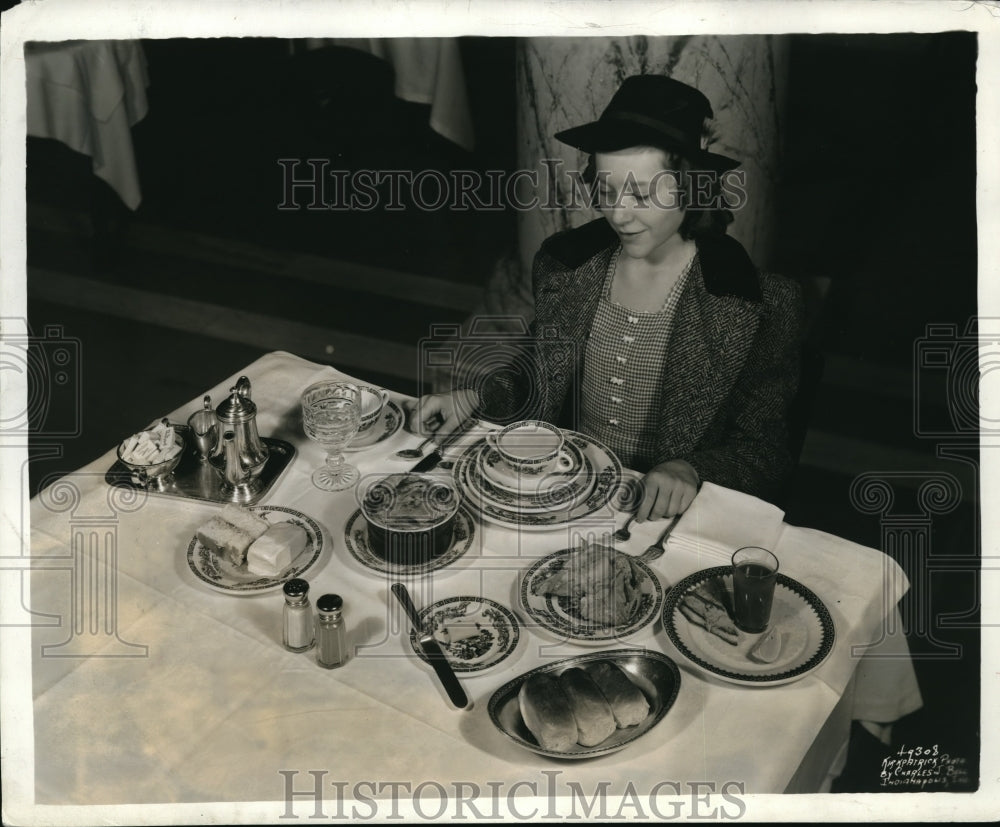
[749,627,782,664]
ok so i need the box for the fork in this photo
[636,513,682,562]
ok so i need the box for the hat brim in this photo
[554,120,740,172]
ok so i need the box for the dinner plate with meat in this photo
[520,545,663,642]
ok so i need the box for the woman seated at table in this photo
[411,75,804,521]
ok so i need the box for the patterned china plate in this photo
[662,567,836,686]
[479,439,587,496]
[455,431,623,530]
[342,504,476,576]
[344,399,403,452]
[186,506,324,595]
[407,596,521,672]
[519,547,663,643]
[468,445,595,514]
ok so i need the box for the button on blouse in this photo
[581,245,693,471]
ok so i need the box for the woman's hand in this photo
[634,459,700,522]
[404,388,480,438]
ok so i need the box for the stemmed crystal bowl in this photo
[301,381,362,491]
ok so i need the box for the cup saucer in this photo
[479,439,585,495]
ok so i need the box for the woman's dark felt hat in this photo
[554,75,740,171]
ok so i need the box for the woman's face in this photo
[593,147,686,265]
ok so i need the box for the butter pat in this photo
[432,605,490,645]
[246,523,308,576]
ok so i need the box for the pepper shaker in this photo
[282,578,315,653]
[316,593,347,668]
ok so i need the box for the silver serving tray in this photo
[105,424,295,506]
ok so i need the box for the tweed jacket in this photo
[478,218,805,503]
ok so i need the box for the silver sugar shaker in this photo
[282,578,315,653]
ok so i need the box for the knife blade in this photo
[409,417,477,473]
[391,583,471,709]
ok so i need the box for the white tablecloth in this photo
[27,351,921,813]
[25,39,149,209]
[297,37,474,151]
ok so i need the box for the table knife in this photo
[391,583,471,709]
[409,417,477,473]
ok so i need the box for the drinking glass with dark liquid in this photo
[731,547,779,633]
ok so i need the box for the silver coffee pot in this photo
[208,376,270,502]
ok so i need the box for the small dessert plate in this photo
[344,399,403,452]
[407,596,520,672]
[186,506,324,595]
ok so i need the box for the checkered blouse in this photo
[580,246,693,472]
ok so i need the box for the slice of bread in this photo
[220,504,269,540]
[196,515,256,567]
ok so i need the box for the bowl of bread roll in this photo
[487,649,681,759]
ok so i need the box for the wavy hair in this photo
[581,142,735,240]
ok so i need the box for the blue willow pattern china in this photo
[455,432,623,529]
[186,506,324,594]
[345,399,403,452]
[479,437,587,494]
[472,445,595,513]
[519,548,663,642]
[407,597,521,672]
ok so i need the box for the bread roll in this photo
[518,673,578,752]
[586,661,649,727]
[558,667,617,746]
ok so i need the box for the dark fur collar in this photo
[539,218,761,302]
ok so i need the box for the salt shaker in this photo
[282,578,315,653]
[316,593,347,668]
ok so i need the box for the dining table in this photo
[25,39,150,210]
[292,38,474,152]
[25,350,923,818]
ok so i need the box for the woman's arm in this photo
[676,273,806,503]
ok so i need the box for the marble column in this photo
[480,35,788,328]
[441,35,788,393]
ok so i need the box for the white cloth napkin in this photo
[667,481,786,563]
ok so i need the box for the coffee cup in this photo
[485,420,568,476]
[358,385,390,433]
